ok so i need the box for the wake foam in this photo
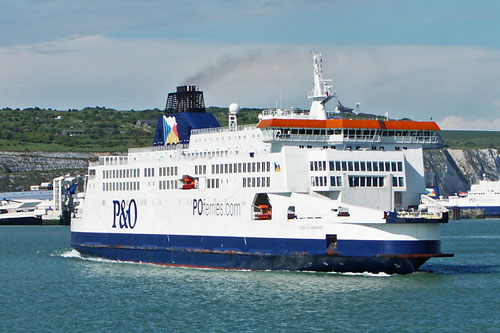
[329,271,393,277]
[56,249,129,264]
[59,249,82,258]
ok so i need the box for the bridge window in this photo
[348,176,385,188]
[330,176,342,187]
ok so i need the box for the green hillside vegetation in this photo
[439,130,500,150]
[0,107,161,151]
[0,106,264,152]
[1,107,499,152]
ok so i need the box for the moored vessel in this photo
[436,177,500,219]
[71,52,452,274]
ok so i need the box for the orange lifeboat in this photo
[255,204,272,220]
[181,175,196,190]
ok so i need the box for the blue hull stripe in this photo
[71,232,441,256]
[71,232,442,274]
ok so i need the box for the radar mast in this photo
[308,51,334,120]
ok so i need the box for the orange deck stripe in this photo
[256,118,440,131]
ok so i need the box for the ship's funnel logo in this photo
[163,116,180,145]
[425,187,438,198]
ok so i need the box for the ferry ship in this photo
[71,52,452,274]
[436,178,500,218]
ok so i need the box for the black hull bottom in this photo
[73,245,435,275]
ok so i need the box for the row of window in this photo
[159,180,177,190]
[310,161,327,171]
[144,167,155,177]
[298,145,411,151]
[329,160,403,172]
[348,176,385,188]
[161,178,219,190]
[103,181,140,191]
[195,165,207,175]
[348,176,403,187]
[310,175,405,188]
[159,166,179,177]
[103,168,140,179]
[103,156,128,166]
[310,160,404,173]
[209,161,272,175]
[243,177,271,188]
[185,150,232,159]
[311,176,329,187]
[269,127,434,137]
[207,178,220,189]
[103,161,272,180]
[392,176,405,187]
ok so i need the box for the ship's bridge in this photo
[256,115,442,147]
[255,51,442,149]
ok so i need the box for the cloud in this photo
[439,116,500,130]
[0,36,307,110]
[1,35,500,132]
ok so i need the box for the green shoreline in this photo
[1,107,499,152]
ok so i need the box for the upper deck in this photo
[257,114,441,146]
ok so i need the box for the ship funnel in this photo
[165,85,206,113]
[154,85,220,146]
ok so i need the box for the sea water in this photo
[1,220,499,332]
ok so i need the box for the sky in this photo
[1,0,500,130]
